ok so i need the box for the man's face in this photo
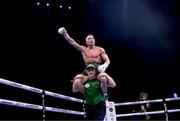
[142,95,147,100]
[87,67,97,78]
[86,35,95,46]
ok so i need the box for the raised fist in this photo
[58,27,66,35]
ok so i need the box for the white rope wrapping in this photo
[0,78,42,93]
[116,110,164,117]
[45,91,83,103]
[115,99,162,106]
[0,78,83,103]
[0,98,84,115]
[168,109,180,113]
[0,98,42,110]
[45,107,84,115]
[116,109,180,118]
[165,97,180,102]
[115,97,180,119]
[115,97,180,106]
[1,77,180,119]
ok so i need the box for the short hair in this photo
[86,34,94,39]
[140,92,148,98]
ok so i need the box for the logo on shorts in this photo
[85,83,90,88]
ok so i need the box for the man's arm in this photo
[98,72,116,88]
[58,27,85,52]
[141,105,146,112]
[100,48,110,65]
[141,105,150,120]
[98,48,110,72]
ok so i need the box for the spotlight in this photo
[37,2,40,5]
[68,6,71,10]
[46,3,49,6]
[60,5,63,8]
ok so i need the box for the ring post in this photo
[42,90,45,121]
[83,100,86,119]
[163,98,168,121]
[105,101,116,121]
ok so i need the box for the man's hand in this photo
[58,27,66,35]
[98,63,108,72]
[58,27,70,40]
[97,72,107,79]
[145,115,150,120]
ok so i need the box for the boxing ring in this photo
[0,77,180,121]
[105,97,180,121]
[0,77,84,120]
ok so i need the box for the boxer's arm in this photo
[58,27,85,52]
[98,48,110,72]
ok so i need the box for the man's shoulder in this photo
[95,46,103,48]
[95,46,105,50]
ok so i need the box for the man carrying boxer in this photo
[58,27,111,95]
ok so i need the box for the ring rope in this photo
[1,77,180,120]
[116,109,180,118]
[0,98,84,115]
[115,97,180,106]
[0,78,83,103]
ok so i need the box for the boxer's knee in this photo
[72,74,85,93]
[74,74,84,81]
[97,73,107,84]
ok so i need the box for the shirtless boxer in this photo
[58,27,111,94]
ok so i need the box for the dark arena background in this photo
[0,0,180,120]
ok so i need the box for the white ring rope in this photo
[45,91,83,103]
[106,97,180,121]
[111,97,180,120]
[116,109,180,118]
[0,78,83,103]
[115,97,180,106]
[1,77,180,120]
[0,78,42,93]
[0,98,84,115]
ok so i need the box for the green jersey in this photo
[84,79,105,105]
